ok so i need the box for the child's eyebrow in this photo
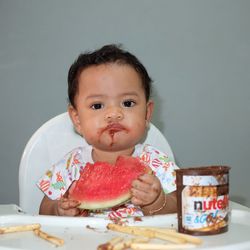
[120,92,139,97]
[86,92,139,100]
[86,94,105,100]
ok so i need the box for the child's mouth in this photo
[105,123,125,135]
[98,123,129,147]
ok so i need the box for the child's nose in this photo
[104,107,124,122]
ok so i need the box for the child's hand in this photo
[131,173,162,207]
[55,181,82,216]
[55,197,81,216]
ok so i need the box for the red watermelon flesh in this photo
[69,156,147,210]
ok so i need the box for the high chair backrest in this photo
[19,112,175,214]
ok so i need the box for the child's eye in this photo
[122,100,136,108]
[91,103,104,110]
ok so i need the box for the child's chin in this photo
[102,143,130,151]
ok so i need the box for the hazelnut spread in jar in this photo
[176,166,230,236]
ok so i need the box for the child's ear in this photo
[145,100,154,125]
[68,105,82,135]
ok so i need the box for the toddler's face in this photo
[69,63,153,152]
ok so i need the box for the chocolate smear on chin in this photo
[98,126,128,147]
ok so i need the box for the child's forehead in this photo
[79,62,137,76]
[76,64,144,97]
[78,63,142,85]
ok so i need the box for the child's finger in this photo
[60,199,80,209]
[138,173,157,184]
[132,179,151,192]
[131,188,155,205]
[65,208,80,216]
[130,193,148,206]
[131,196,142,206]
[58,207,80,216]
[140,175,162,193]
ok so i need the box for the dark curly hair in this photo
[68,44,152,108]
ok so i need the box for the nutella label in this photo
[182,187,229,230]
[176,166,230,235]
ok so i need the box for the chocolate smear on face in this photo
[98,123,128,147]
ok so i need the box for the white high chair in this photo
[19,112,175,214]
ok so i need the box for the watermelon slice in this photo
[69,156,147,210]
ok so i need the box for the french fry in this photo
[0,223,41,234]
[110,237,124,245]
[33,229,64,246]
[113,239,133,250]
[154,231,186,244]
[130,243,196,250]
[107,224,186,244]
[137,227,176,233]
[156,230,202,245]
[132,237,150,243]
[97,236,123,250]
[107,224,155,238]
[107,224,203,245]
[113,237,150,250]
[98,235,150,250]
[134,227,202,245]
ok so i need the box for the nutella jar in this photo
[176,166,230,236]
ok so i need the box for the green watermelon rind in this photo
[77,192,131,210]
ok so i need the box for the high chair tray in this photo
[0,209,249,250]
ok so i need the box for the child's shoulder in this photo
[56,145,92,165]
[60,146,83,160]
[139,144,170,157]
[66,146,84,156]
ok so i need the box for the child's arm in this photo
[39,195,81,216]
[131,174,177,215]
